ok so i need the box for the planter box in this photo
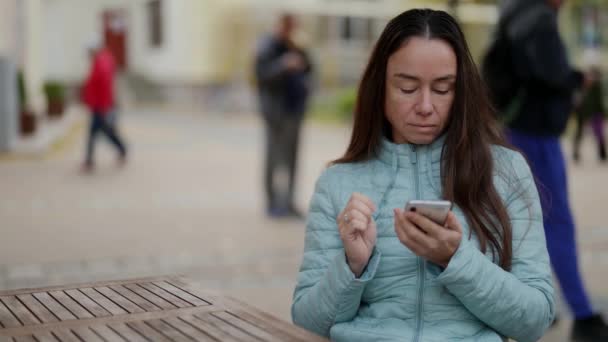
[20,110,36,136]
[47,99,65,119]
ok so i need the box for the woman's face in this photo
[384,37,457,145]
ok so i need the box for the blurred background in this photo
[0,1,606,341]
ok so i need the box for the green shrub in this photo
[335,87,357,121]
[17,70,27,110]
[43,81,65,101]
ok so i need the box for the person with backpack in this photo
[483,1,608,340]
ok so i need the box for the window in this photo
[339,16,375,43]
[147,0,163,47]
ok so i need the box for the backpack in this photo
[481,17,526,124]
[482,25,520,112]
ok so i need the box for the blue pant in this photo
[508,130,593,319]
[86,112,127,165]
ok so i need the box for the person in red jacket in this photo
[81,41,127,172]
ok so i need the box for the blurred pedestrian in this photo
[573,66,606,163]
[484,0,608,340]
[254,14,313,218]
[81,38,127,172]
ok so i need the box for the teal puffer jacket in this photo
[292,137,554,342]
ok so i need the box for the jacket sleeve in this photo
[291,169,381,338]
[83,59,102,109]
[519,14,583,93]
[436,152,554,342]
[254,38,287,86]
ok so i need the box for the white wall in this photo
[43,0,250,86]
[0,0,18,59]
[129,0,249,84]
[23,0,45,114]
[42,0,133,83]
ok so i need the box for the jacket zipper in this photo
[411,145,426,342]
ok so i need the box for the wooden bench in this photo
[0,276,328,341]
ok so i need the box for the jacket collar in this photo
[377,134,446,168]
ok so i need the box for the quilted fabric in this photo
[292,136,554,342]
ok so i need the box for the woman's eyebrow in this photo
[393,73,418,81]
[434,75,456,82]
[393,73,456,82]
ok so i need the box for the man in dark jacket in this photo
[254,14,313,218]
[492,1,607,340]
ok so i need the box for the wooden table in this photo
[0,276,328,341]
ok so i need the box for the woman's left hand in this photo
[393,209,463,268]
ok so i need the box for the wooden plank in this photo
[70,327,105,342]
[195,312,260,341]
[213,311,281,342]
[229,309,316,342]
[0,298,22,328]
[64,290,110,318]
[221,296,328,341]
[0,297,40,326]
[162,317,217,342]
[107,322,148,342]
[126,321,171,341]
[32,293,76,321]
[89,325,126,341]
[145,318,197,341]
[138,283,191,308]
[48,291,94,319]
[50,330,81,342]
[179,315,240,342]
[94,287,145,314]
[123,284,176,310]
[153,282,210,307]
[16,295,59,324]
[32,332,58,342]
[0,276,174,297]
[78,288,127,316]
[108,286,161,312]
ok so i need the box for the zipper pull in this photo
[410,145,417,164]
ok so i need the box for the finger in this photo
[394,213,426,255]
[348,209,369,225]
[348,200,374,218]
[444,212,463,233]
[398,210,435,247]
[351,193,377,212]
[405,211,444,238]
[343,219,367,236]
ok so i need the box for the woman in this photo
[292,9,554,342]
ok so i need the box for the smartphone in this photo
[404,200,452,225]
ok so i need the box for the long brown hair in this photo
[333,9,514,270]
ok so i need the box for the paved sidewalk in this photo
[0,107,605,341]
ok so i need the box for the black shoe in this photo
[550,314,560,328]
[287,206,304,219]
[571,314,608,341]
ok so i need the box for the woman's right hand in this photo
[337,193,377,278]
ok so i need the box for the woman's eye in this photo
[433,89,450,95]
[399,88,416,94]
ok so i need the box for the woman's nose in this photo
[416,88,433,116]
